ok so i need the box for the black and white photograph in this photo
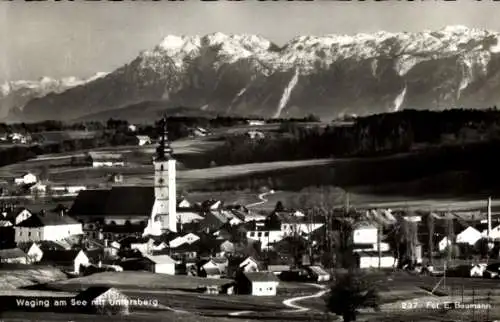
[2,1,500,321]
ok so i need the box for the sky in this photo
[1,1,500,83]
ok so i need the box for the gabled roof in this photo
[243,271,280,283]
[69,187,155,217]
[75,287,123,302]
[17,242,39,253]
[0,248,26,259]
[144,254,176,265]
[308,265,330,276]
[203,267,221,276]
[17,213,80,227]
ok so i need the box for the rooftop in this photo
[0,248,26,259]
[17,212,80,227]
[243,271,280,283]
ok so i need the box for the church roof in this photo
[69,187,155,217]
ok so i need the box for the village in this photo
[0,117,499,320]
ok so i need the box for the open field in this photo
[49,271,233,292]
[0,266,68,290]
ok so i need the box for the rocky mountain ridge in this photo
[12,26,500,122]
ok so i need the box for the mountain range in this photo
[7,25,500,123]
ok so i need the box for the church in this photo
[68,117,178,236]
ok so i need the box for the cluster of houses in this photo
[0,132,31,144]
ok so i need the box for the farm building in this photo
[18,242,44,263]
[438,226,483,252]
[40,249,90,274]
[356,251,397,269]
[74,287,130,315]
[143,254,177,275]
[14,172,37,186]
[236,271,280,296]
[87,152,125,168]
[14,211,83,243]
[0,248,27,264]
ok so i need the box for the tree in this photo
[39,165,49,181]
[326,271,380,322]
[427,213,435,264]
[274,201,285,212]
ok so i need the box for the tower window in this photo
[158,178,164,184]
[160,165,164,171]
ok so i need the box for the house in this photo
[14,211,83,243]
[49,185,86,195]
[1,207,32,225]
[246,130,265,140]
[353,224,379,245]
[239,256,262,273]
[219,240,236,255]
[470,264,487,277]
[14,172,37,185]
[456,226,483,246]
[28,182,47,194]
[109,173,124,184]
[247,120,265,126]
[236,272,280,296]
[170,242,199,261]
[199,260,222,279]
[169,233,200,248]
[18,242,44,263]
[143,254,177,275]
[87,152,125,168]
[74,287,130,315]
[0,248,27,264]
[40,249,90,274]
[306,265,331,282]
[136,135,151,146]
[356,251,397,269]
[178,198,191,208]
[128,124,137,132]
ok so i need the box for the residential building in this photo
[14,212,83,243]
[40,249,90,274]
[136,135,152,146]
[18,242,44,263]
[356,251,397,269]
[143,254,177,275]
[199,260,222,279]
[247,120,265,126]
[236,272,280,296]
[14,172,37,186]
[246,130,265,140]
[0,248,27,264]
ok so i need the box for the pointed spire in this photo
[156,115,173,161]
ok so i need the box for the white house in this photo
[136,135,151,146]
[238,272,280,296]
[480,224,500,240]
[169,233,200,248]
[246,230,282,249]
[239,256,261,273]
[144,254,177,275]
[128,124,137,132]
[456,226,483,246]
[470,264,487,277]
[353,225,378,245]
[247,120,266,126]
[14,212,83,243]
[18,242,44,263]
[14,172,37,185]
[358,251,397,269]
[178,198,191,208]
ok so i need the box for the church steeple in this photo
[156,116,173,161]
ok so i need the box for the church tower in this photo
[149,117,177,234]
